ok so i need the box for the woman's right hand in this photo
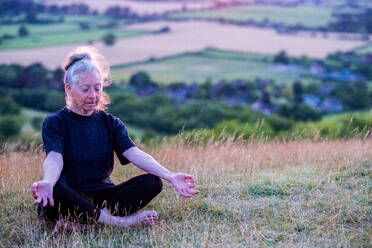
[31,181,54,207]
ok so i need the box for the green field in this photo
[0,14,148,50]
[112,49,315,84]
[21,108,49,134]
[167,5,335,28]
[353,42,372,55]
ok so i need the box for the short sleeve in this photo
[42,115,64,156]
[112,116,136,165]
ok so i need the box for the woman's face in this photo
[66,71,102,114]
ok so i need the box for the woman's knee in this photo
[143,174,163,195]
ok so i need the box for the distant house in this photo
[319,84,334,96]
[323,69,363,82]
[320,98,343,113]
[364,54,372,63]
[303,94,321,110]
[251,101,276,115]
[309,63,325,75]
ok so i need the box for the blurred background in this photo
[0,0,371,145]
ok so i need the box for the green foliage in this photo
[129,71,154,88]
[31,116,43,131]
[289,112,372,139]
[214,119,274,140]
[12,88,65,112]
[0,64,22,87]
[273,50,289,64]
[18,24,28,36]
[279,104,322,121]
[0,96,21,115]
[292,81,303,104]
[266,115,294,132]
[0,115,22,140]
[178,100,236,130]
[102,32,116,46]
[78,21,90,30]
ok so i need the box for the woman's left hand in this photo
[170,173,200,198]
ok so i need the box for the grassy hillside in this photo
[0,14,148,50]
[111,49,317,84]
[353,42,372,55]
[0,139,371,247]
[167,5,335,28]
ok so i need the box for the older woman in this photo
[30,46,199,231]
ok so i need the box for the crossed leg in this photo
[41,174,163,233]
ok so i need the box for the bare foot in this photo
[97,209,159,227]
[122,210,158,227]
[52,219,92,234]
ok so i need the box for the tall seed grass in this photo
[0,138,371,247]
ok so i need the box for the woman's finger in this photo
[31,182,38,192]
[181,188,192,198]
[184,174,195,183]
[187,188,200,195]
[32,189,37,198]
[34,197,42,204]
[184,175,196,187]
[42,197,48,207]
[48,195,54,207]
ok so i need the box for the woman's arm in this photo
[123,147,199,198]
[123,147,173,181]
[31,151,63,207]
[42,151,64,186]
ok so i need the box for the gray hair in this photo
[64,53,101,86]
[63,46,112,110]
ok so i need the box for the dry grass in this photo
[1,139,371,247]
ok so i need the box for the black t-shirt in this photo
[42,107,136,191]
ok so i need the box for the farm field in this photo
[0,139,371,247]
[0,14,148,50]
[353,42,372,55]
[111,49,312,84]
[46,0,216,15]
[0,21,365,69]
[168,5,336,28]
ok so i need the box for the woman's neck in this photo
[66,105,95,116]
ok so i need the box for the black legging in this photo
[39,174,163,224]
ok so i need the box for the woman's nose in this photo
[87,88,95,98]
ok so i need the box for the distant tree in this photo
[14,63,49,88]
[0,96,21,115]
[154,26,170,34]
[78,22,90,30]
[31,116,43,131]
[104,6,131,19]
[274,50,289,64]
[197,80,213,99]
[18,24,29,37]
[129,71,152,88]
[293,81,303,104]
[26,11,38,23]
[0,64,23,87]
[0,115,22,140]
[279,104,321,121]
[261,90,271,105]
[102,33,116,46]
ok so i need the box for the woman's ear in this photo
[65,83,72,96]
